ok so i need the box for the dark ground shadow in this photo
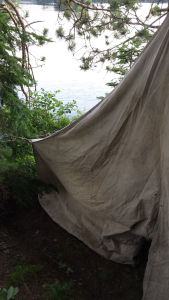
[0,202,151,300]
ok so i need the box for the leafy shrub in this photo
[8,264,43,285]
[43,279,75,300]
[71,109,86,122]
[0,89,83,208]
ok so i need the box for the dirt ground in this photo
[0,202,149,300]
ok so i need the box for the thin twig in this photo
[25,20,44,28]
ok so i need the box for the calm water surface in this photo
[20,3,114,112]
[20,3,166,113]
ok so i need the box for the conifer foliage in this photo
[56,0,167,72]
[0,0,50,140]
[0,1,77,207]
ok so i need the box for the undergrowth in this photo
[0,286,19,300]
[0,89,84,209]
[8,264,43,285]
[43,279,75,300]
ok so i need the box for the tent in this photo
[32,15,169,300]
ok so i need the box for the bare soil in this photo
[0,202,149,300]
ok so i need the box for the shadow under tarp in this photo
[32,15,169,300]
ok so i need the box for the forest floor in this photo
[0,202,150,300]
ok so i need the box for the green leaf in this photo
[7,286,14,300]
[0,288,7,300]
[12,287,19,297]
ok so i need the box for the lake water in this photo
[20,2,166,113]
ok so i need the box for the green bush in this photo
[43,279,75,300]
[8,264,43,285]
[0,89,83,208]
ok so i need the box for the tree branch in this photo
[25,20,44,28]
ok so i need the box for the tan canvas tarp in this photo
[32,15,169,300]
